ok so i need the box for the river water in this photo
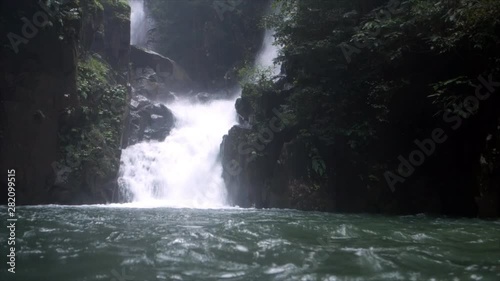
[1,206,499,281]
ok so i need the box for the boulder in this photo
[131,45,174,74]
[235,97,253,123]
[123,95,175,147]
[132,67,176,102]
[130,45,192,96]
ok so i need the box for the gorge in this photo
[0,0,499,280]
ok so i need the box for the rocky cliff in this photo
[0,0,131,204]
[221,0,500,218]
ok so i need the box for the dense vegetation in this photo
[225,0,500,217]
[53,0,130,203]
[56,55,127,196]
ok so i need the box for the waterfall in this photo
[256,29,281,76]
[118,97,238,208]
[119,2,280,208]
[120,0,240,208]
[129,0,149,47]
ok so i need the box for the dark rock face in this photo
[146,0,270,91]
[123,95,175,147]
[220,126,254,207]
[219,82,335,211]
[221,124,335,211]
[101,1,131,72]
[130,45,191,100]
[235,97,253,124]
[273,140,334,212]
[0,1,79,204]
[221,87,279,208]
[476,119,500,218]
[125,46,184,149]
[131,45,174,74]
[0,0,131,205]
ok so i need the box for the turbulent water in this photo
[2,206,499,281]
[119,97,238,208]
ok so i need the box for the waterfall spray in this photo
[256,29,281,76]
[129,0,149,47]
[119,97,238,208]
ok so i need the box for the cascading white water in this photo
[129,0,148,47]
[119,97,238,208]
[119,1,281,208]
[256,29,281,76]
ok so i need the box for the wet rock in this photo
[129,94,150,110]
[124,95,175,147]
[220,123,335,211]
[235,97,253,123]
[130,45,192,97]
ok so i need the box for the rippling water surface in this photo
[1,206,499,281]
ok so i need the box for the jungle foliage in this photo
[58,55,127,186]
[243,0,500,215]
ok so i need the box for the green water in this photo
[1,206,499,281]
